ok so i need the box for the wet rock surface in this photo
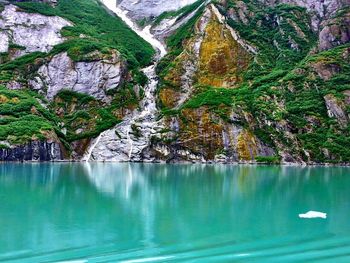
[0,141,63,161]
[85,65,164,162]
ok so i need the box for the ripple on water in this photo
[1,164,350,262]
[8,235,345,263]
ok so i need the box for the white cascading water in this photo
[83,0,167,162]
[101,0,166,57]
[83,134,102,162]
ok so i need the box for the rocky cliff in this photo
[150,0,350,164]
[0,0,349,164]
[0,140,62,161]
[0,0,153,161]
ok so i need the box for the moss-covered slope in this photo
[153,0,350,164]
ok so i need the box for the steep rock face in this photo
[151,1,206,40]
[0,4,71,58]
[0,0,156,162]
[149,107,275,163]
[0,140,63,161]
[197,6,252,88]
[117,0,198,20]
[0,0,349,163]
[324,94,349,128]
[154,5,275,163]
[29,51,126,102]
[257,0,350,51]
[0,31,9,53]
[84,64,163,162]
[159,7,212,109]
[260,0,350,21]
[318,10,350,50]
[159,5,254,109]
[154,0,350,164]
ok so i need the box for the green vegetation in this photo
[183,86,236,109]
[0,52,46,72]
[8,43,26,50]
[0,52,47,83]
[50,84,140,142]
[153,0,203,25]
[157,0,350,163]
[0,81,141,150]
[0,0,349,163]
[157,5,205,76]
[255,156,281,164]
[0,86,59,144]
[15,0,155,67]
[226,2,317,79]
[0,0,155,153]
[179,42,350,162]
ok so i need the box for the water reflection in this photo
[0,164,349,262]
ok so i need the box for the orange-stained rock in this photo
[159,88,181,109]
[237,130,258,161]
[198,10,251,88]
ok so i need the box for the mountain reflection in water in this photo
[0,163,349,262]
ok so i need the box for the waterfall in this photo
[126,122,134,160]
[101,0,167,58]
[83,133,103,162]
[82,0,167,162]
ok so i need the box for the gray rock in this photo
[0,31,9,53]
[84,65,164,162]
[312,62,341,81]
[0,141,63,161]
[117,0,198,20]
[0,4,71,57]
[259,0,350,31]
[151,0,209,40]
[30,51,126,101]
[318,11,350,51]
[324,94,349,127]
[262,0,349,18]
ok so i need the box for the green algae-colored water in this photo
[0,163,349,262]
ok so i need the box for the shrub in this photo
[255,156,281,164]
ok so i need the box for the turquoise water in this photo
[0,164,349,262]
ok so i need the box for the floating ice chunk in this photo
[121,256,173,263]
[55,260,87,263]
[299,211,327,219]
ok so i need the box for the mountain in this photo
[0,0,349,164]
[116,0,198,20]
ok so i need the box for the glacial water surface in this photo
[0,163,350,262]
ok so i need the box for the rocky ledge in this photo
[0,141,63,162]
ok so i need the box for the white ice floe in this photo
[121,256,174,263]
[55,260,87,263]
[299,211,327,219]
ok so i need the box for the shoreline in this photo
[1,160,349,167]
